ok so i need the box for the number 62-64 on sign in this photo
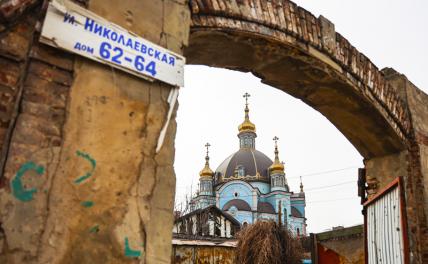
[40,0,185,87]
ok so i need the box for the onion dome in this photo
[199,143,214,177]
[238,92,256,134]
[269,136,285,173]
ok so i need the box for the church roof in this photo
[175,205,241,227]
[291,206,303,218]
[257,201,276,214]
[222,199,251,211]
[215,148,273,180]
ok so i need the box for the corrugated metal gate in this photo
[364,177,409,264]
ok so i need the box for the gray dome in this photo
[215,148,273,181]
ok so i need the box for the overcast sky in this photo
[174,0,428,234]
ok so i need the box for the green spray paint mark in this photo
[124,237,141,258]
[89,225,99,233]
[11,162,45,202]
[74,150,96,184]
[81,200,94,208]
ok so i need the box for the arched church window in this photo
[229,206,237,216]
[297,228,300,237]
[235,165,245,177]
[284,208,288,227]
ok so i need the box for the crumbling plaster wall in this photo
[0,0,190,263]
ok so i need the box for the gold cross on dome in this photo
[205,142,211,156]
[273,136,279,147]
[243,92,250,106]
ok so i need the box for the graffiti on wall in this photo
[11,162,45,202]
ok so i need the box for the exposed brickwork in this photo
[0,12,38,179]
[189,0,411,143]
[0,4,74,263]
[0,0,38,23]
[406,138,428,264]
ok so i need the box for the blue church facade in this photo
[190,94,307,236]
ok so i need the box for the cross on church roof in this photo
[205,142,211,156]
[243,92,250,106]
[273,136,279,147]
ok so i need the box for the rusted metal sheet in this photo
[364,177,409,264]
[172,244,236,264]
[213,246,235,264]
[174,246,195,264]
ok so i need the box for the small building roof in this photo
[257,201,276,214]
[175,205,241,227]
[291,206,303,218]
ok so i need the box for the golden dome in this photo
[238,93,256,133]
[199,161,214,177]
[200,143,214,177]
[269,136,285,173]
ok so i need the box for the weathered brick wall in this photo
[382,69,428,264]
[0,3,39,178]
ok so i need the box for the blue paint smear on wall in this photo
[11,162,45,202]
[81,200,94,207]
[124,237,141,258]
[74,150,96,184]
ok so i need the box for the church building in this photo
[189,93,307,236]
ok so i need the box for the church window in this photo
[229,206,237,216]
[284,208,288,228]
[234,192,239,197]
[297,228,300,237]
[235,165,245,177]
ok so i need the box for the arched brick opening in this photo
[185,0,427,262]
[186,0,410,159]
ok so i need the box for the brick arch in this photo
[185,0,412,159]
